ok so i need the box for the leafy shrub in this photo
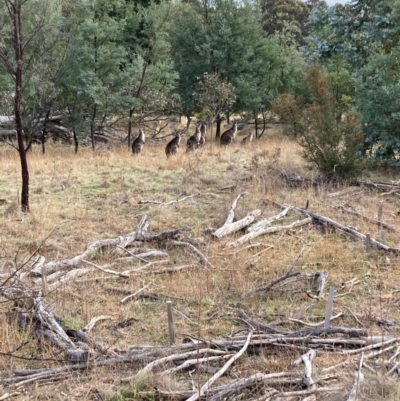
[273,66,365,180]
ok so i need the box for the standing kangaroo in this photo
[241,130,254,145]
[132,127,145,155]
[220,120,237,146]
[165,131,181,157]
[199,121,207,146]
[186,124,201,152]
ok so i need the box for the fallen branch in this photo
[247,206,290,232]
[273,201,400,254]
[186,331,253,401]
[168,240,213,268]
[336,203,395,232]
[226,217,311,248]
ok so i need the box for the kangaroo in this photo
[199,121,207,146]
[241,130,254,145]
[220,120,238,146]
[165,131,181,157]
[186,124,201,152]
[132,127,145,155]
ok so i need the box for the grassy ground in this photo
[2,127,400,400]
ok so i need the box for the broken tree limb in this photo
[185,331,253,401]
[336,203,395,232]
[247,206,291,232]
[226,217,312,248]
[213,209,261,239]
[273,201,400,254]
[221,192,247,226]
[293,350,316,388]
[240,271,302,300]
[168,240,213,268]
[83,315,112,333]
[345,354,364,401]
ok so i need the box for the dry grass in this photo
[2,127,400,400]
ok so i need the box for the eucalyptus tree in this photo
[170,0,289,137]
[121,0,178,147]
[304,0,400,165]
[56,0,128,151]
[0,0,65,211]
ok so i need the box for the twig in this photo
[120,284,150,304]
[168,240,213,268]
[186,331,253,401]
[83,315,112,333]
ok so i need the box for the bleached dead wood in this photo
[345,354,364,401]
[124,348,229,381]
[186,331,253,401]
[289,312,343,327]
[247,206,290,232]
[120,284,150,304]
[83,315,112,332]
[273,201,400,254]
[82,259,129,277]
[47,268,92,291]
[227,217,312,248]
[163,354,234,374]
[293,350,316,388]
[32,295,88,362]
[327,187,363,198]
[213,209,261,239]
[29,215,190,277]
[341,338,399,355]
[168,240,213,267]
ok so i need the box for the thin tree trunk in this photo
[73,130,79,154]
[254,110,258,138]
[41,110,50,154]
[90,103,97,151]
[259,108,267,138]
[128,108,134,148]
[186,115,191,130]
[11,0,29,212]
[215,114,221,139]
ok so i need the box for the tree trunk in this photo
[11,0,29,212]
[254,110,258,138]
[215,114,221,139]
[186,115,192,130]
[73,130,79,154]
[128,108,133,148]
[41,110,51,154]
[258,109,267,138]
[90,103,97,151]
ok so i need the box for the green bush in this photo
[273,66,365,180]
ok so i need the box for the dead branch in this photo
[83,315,112,333]
[247,206,291,232]
[345,354,364,401]
[273,200,400,254]
[293,350,316,388]
[120,284,150,304]
[227,217,311,248]
[213,209,261,239]
[186,331,253,401]
[289,312,343,327]
[336,203,395,232]
[168,240,213,267]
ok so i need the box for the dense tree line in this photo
[1,0,400,210]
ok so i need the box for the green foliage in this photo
[262,0,310,45]
[274,66,365,179]
[197,71,236,119]
[354,45,400,166]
